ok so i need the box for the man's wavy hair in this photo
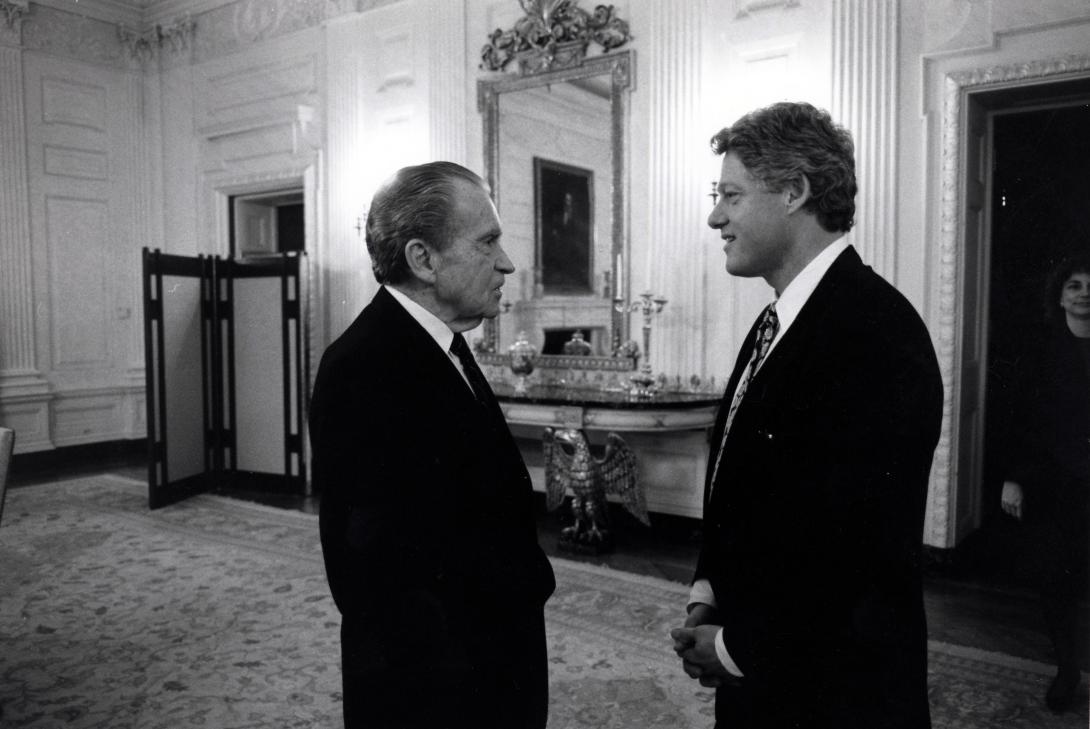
[365,161,489,285]
[1043,252,1090,327]
[711,102,856,234]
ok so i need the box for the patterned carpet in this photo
[0,475,1085,728]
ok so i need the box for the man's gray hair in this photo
[365,161,489,284]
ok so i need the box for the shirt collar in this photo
[384,285,456,354]
[772,239,850,335]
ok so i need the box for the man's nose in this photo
[496,245,515,273]
[707,205,725,230]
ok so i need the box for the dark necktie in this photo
[450,333,497,407]
[708,303,780,496]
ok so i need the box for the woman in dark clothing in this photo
[1001,254,1090,712]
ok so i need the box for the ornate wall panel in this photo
[52,391,126,446]
[195,53,318,133]
[21,4,127,67]
[43,145,109,179]
[41,77,108,127]
[15,39,145,451]
[46,195,111,368]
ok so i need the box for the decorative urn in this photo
[507,331,538,395]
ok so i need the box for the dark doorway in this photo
[230,189,305,257]
[978,97,1090,581]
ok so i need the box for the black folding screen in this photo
[142,248,307,509]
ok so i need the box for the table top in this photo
[490,383,721,410]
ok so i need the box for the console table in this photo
[492,384,720,519]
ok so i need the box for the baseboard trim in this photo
[10,438,147,480]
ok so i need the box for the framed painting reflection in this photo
[534,157,594,295]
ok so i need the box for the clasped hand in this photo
[670,604,739,689]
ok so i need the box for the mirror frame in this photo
[476,50,635,370]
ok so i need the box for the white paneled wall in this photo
[2,0,1090,546]
[10,32,145,450]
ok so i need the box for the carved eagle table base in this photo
[543,427,649,554]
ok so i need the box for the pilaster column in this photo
[427,0,466,165]
[831,0,899,279]
[0,9,47,396]
[645,0,706,379]
[323,14,371,340]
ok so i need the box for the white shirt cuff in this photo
[714,628,744,677]
[688,579,717,609]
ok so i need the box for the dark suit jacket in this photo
[310,287,555,729]
[695,247,943,729]
[1005,325,1090,595]
[1007,324,1090,526]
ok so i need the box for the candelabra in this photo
[614,290,668,397]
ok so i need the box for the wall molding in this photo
[733,0,799,19]
[927,52,1090,547]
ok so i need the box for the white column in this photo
[645,0,706,380]
[323,14,371,341]
[427,0,467,166]
[0,30,45,392]
[0,16,52,451]
[831,0,899,280]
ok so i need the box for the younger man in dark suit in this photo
[671,102,943,728]
[310,162,555,729]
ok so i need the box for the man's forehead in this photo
[718,154,758,187]
[450,180,500,237]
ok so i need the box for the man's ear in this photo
[783,175,811,214]
[404,238,438,284]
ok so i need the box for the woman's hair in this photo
[1042,252,1090,325]
[710,102,856,233]
[365,162,488,285]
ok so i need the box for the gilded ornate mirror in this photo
[475,2,635,372]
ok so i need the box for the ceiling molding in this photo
[33,0,142,26]
[31,0,240,29]
[142,0,234,27]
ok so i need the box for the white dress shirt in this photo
[690,239,851,677]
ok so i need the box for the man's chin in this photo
[725,259,759,279]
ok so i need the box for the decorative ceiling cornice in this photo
[1,0,29,27]
[117,13,193,61]
[33,0,142,26]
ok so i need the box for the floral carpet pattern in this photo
[0,475,1086,728]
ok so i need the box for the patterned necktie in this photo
[450,332,496,407]
[708,303,780,497]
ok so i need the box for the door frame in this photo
[939,61,1090,548]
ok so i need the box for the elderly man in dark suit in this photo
[671,102,943,728]
[310,162,555,729]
